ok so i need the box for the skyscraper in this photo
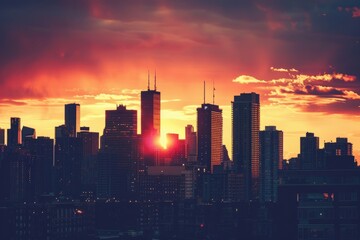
[260,126,283,202]
[7,117,21,147]
[24,136,54,196]
[22,126,36,146]
[300,132,319,169]
[77,127,99,194]
[65,103,80,137]
[232,92,260,201]
[0,128,5,145]
[197,103,222,173]
[98,105,139,199]
[185,125,197,162]
[141,78,160,137]
[141,74,160,166]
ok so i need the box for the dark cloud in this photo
[0,0,359,106]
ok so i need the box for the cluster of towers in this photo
[1,75,359,240]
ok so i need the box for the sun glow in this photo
[159,135,167,149]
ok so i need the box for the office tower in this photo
[141,75,160,136]
[185,125,197,162]
[98,105,139,199]
[232,92,260,201]
[260,126,283,202]
[141,75,160,166]
[300,132,319,169]
[24,137,54,196]
[7,147,33,201]
[197,103,223,173]
[324,138,356,169]
[55,124,70,139]
[77,127,99,194]
[65,103,80,137]
[7,117,21,147]
[54,126,82,197]
[0,128,4,145]
[22,126,36,146]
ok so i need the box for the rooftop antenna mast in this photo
[213,80,215,105]
[203,81,206,104]
[154,70,157,91]
[147,70,150,90]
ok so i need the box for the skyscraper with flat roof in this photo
[7,117,21,147]
[232,92,260,201]
[260,126,283,202]
[0,128,4,145]
[197,103,223,173]
[98,105,139,199]
[300,132,319,169]
[65,103,80,137]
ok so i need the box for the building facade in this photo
[232,93,260,201]
[197,104,222,173]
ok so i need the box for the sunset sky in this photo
[0,0,359,160]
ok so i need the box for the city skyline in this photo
[0,1,359,161]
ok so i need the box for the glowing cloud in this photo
[232,75,266,84]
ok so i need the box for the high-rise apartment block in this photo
[232,93,260,201]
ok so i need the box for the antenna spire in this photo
[203,81,206,104]
[154,70,157,91]
[213,80,215,105]
[147,70,150,90]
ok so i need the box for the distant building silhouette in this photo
[0,128,5,145]
[65,103,80,137]
[197,103,223,173]
[7,117,21,147]
[260,126,283,202]
[300,132,319,169]
[185,125,197,162]
[324,137,356,169]
[232,93,260,201]
[22,126,36,146]
[163,133,186,165]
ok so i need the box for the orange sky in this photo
[0,1,359,161]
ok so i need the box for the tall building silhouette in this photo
[260,126,283,202]
[54,133,82,197]
[141,73,160,166]
[22,126,36,146]
[185,125,197,162]
[141,74,160,136]
[197,103,222,173]
[23,136,54,196]
[78,127,99,194]
[300,132,319,169]
[232,93,260,201]
[7,117,21,147]
[0,128,4,145]
[98,105,139,199]
[65,103,80,137]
